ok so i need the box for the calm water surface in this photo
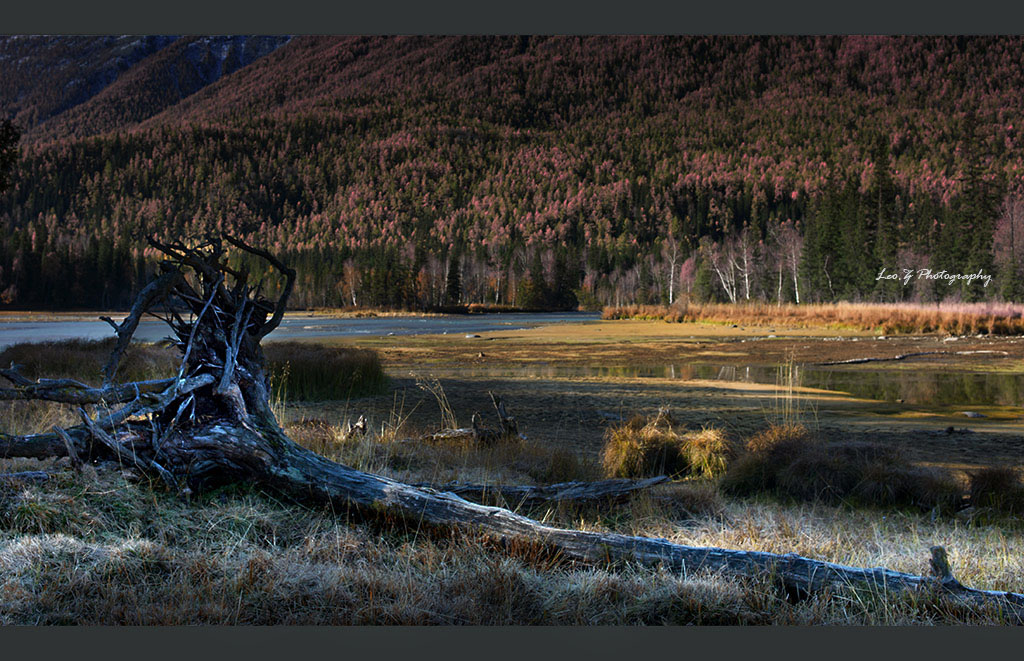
[0,312,600,349]
[440,363,1024,408]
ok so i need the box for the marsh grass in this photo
[1,452,1021,624]
[721,424,963,513]
[264,342,387,401]
[0,338,178,384]
[603,301,1024,335]
[3,342,1024,623]
[968,467,1024,517]
[413,375,459,430]
[601,411,736,480]
[280,413,602,488]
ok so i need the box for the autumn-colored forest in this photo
[2,35,1024,310]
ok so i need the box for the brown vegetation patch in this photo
[722,424,964,512]
[968,466,1024,516]
[604,301,1024,336]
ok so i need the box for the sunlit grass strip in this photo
[603,301,1024,335]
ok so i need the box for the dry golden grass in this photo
[2,449,1022,625]
[603,301,1024,336]
[600,411,736,480]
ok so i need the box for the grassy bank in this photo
[603,301,1024,335]
[4,339,1024,624]
[0,338,388,401]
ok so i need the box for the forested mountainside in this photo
[2,35,1024,310]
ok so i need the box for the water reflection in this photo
[445,363,1024,407]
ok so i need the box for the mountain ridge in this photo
[2,35,292,142]
[2,36,1024,310]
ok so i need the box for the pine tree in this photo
[956,110,1001,301]
[869,135,901,300]
[445,252,462,305]
[0,118,18,193]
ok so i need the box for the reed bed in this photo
[603,301,1024,335]
[265,342,387,401]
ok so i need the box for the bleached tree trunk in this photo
[705,240,738,304]
[662,238,681,304]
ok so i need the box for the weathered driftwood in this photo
[489,391,520,440]
[1,235,1022,617]
[817,351,948,366]
[0,471,51,486]
[416,475,669,506]
[426,393,522,445]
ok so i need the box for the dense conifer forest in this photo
[2,35,1024,310]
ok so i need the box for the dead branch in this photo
[100,270,182,386]
[0,376,177,405]
[417,475,670,506]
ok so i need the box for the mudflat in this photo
[290,319,1024,472]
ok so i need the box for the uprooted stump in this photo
[2,234,1023,619]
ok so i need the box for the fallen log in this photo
[817,351,948,366]
[2,234,1021,619]
[415,475,669,506]
[257,445,1024,617]
[0,471,50,486]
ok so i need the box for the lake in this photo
[0,311,601,349]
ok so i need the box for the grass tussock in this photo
[722,424,963,512]
[968,467,1024,517]
[603,301,1024,335]
[601,411,735,480]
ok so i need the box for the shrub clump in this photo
[721,424,962,512]
[601,411,734,479]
